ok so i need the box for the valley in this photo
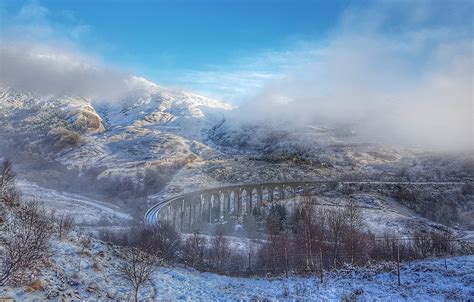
[0,60,472,302]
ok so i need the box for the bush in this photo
[0,201,53,286]
[142,223,182,261]
[183,232,207,269]
[51,211,75,240]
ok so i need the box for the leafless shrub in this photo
[430,231,455,256]
[97,229,117,243]
[55,212,75,240]
[79,235,93,254]
[118,247,157,302]
[183,232,207,269]
[142,223,181,260]
[0,159,19,206]
[0,201,53,286]
[413,231,433,258]
[209,228,231,273]
[368,231,398,261]
[225,252,248,276]
[1,187,21,206]
[98,228,132,246]
[325,208,346,268]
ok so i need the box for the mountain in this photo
[0,76,232,173]
[0,76,235,222]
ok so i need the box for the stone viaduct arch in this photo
[144,180,465,232]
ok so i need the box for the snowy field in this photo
[17,180,133,225]
[3,235,473,301]
[153,256,474,301]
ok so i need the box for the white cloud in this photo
[0,2,133,100]
[0,41,131,100]
[159,68,279,103]
[231,1,473,151]
[158,46,322,103]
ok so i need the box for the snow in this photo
[0,82,232,179]
[152,256,474,301]
[17,180,133,225]
[2,234,473,301]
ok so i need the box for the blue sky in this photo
[1,0,349,65]
[1,0,354,101]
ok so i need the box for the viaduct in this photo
[144,180,464,232]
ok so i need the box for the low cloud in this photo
[0,42,132,100]
[233,1,473,151]
[0,2,133,100]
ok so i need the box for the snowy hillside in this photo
[0,77,237,229]
[0,77,232,172]
[3,233,473,301]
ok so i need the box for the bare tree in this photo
[118,248,156,302]
[209,229,231,272]
[183,232,207,268]
[343,199,364,265]
[56,212,75,240]
[0,159,15,193]
[325,208,346,268]
[258,213,290,274]
[291,202,319,271]
[0,159,20,205]
[0,201,53,286]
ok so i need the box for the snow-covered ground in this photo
[17,180,133,225]
[2,235,473,301]
[251,193,454,237]
[152,256,474,301]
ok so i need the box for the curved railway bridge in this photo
[144,180,465,232]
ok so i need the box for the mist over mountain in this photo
[223,1,473,152]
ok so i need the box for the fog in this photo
[234,2,473,151]
[0,41,134,100]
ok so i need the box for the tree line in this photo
[100,194,471,277]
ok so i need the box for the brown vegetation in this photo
[118,247,156,302]
[0,201,53,286]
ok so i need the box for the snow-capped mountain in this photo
[0,76,233,176]
[0,75,471,231]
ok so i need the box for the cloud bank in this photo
[233,1,473,151]
[0,2,133,100]
[0,42,132,99]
